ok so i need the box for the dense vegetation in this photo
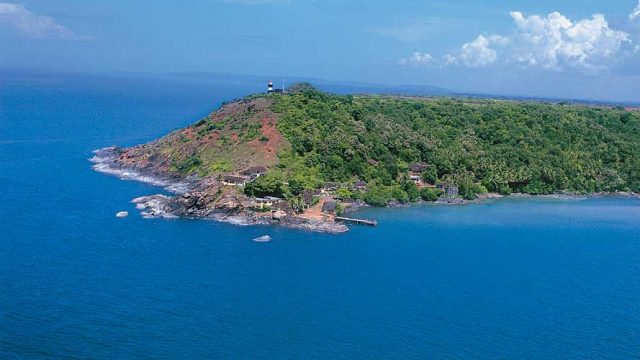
[263,84,640,203]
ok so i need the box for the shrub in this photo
[420,187,442,202]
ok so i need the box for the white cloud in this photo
[458,35,509,68]
[508,11,629,71]
[398,52,436,66]
[399,36,509,68]
[0,2,90,40]
[631,1,640,21]
[400,9,633,72]
[443,54,457,66]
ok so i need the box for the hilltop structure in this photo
[267,80,285,94]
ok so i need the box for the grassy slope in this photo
[117,96,288,179]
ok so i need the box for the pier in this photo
[335,217,378,226]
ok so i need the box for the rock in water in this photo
[116,211,129,218]
[252,235,271,243]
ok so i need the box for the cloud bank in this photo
[400,7,637,72]
[0,2,90,40]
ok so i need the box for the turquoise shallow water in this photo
[2,73,640,359]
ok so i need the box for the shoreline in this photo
[91,146,195,194]
[414,191,639,207]
[92,146,639,233]
[91,146,348,233]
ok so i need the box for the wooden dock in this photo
[335,216,378,226]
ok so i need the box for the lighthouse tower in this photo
[267,80,274,94]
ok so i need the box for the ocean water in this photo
[2,73,640,359]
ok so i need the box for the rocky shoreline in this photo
[383,189,639,209]
[92,146,638,234]
[91,147,348,233]
[130,193,348,233]
[91,146,195,193]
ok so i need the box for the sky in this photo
[1,0,640,101]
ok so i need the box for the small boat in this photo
[252,235,272,243]
[116,211,129,218]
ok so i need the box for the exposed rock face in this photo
[166,191,216,217]
[132,195,177,219]
[128,192,348,233]
[272,210,287,220]
[131,191,248,219]
[280,216,348,233]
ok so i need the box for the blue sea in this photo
[2,72,640,359]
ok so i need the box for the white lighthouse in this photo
[267,80,274,94]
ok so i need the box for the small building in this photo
[352,180,368,192]
[437,182,459,197]
[255,197,275,206]
[240,166,268,179]
[223,175,248,186]
[248,197,280,210]
[321,201,338,215]
[410,175,423,186]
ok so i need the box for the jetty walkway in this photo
[335,217,377,226]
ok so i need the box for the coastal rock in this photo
[436,197,467,205]
[272,210,287,220]
[131,195,177,218]
[476,193,503,200]
[280,216,349,233]
[253,235,272,242]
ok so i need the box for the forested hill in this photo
[116,83,640,206]
[260,83,640,202]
